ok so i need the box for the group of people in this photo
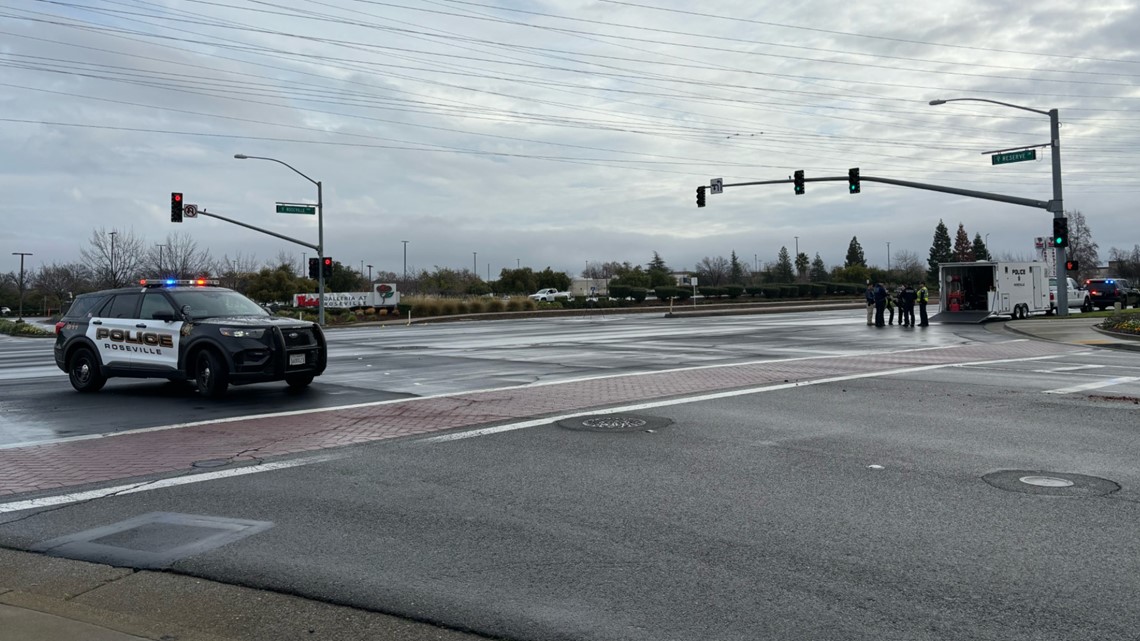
[865,282,929,328]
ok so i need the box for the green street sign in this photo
[991,150,1037,165]
[276,203,317,215]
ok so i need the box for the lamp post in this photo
[108,231,118,288]
[473,251,478,278]
[886,241,891,273]
[12,252,32,322]
[367,264,373,283]
[155,243,168,276]
[929,97,1066,315]
[234,154,326,325]
[401,240,408,282]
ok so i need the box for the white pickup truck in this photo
[1048,276,1092,314]
[528,288,574,302]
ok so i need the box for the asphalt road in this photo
[2,309,1140,640]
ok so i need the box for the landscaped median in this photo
[1099,311,1140,337]
[0,319,52,337]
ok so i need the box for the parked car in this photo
[1048,277,1091,314]
[528,288,573,302]
[0,306,10,316]
[1084,278,1140,310]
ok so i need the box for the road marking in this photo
[1032,365,1104,373]
[1043,377,1140,395]
[0,342,982,450]
[421,353,1064,444]
[0,453,344,514]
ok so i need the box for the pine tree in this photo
[646,251,672,287]
[729,250,744,284]
[953,223,973,262]
[809,253,828,282]
[971,233,990,261]
[927,219,952,283]
[775,247,795,282]
[844,236,866,268]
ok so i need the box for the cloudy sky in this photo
[2,0,1138,280]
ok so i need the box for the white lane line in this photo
[1032,365,1104,373]
[421,353,1065,444]
[0,453,344,514]
[0,342,988,450]
[1043,377,1140,395]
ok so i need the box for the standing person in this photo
[917,282,930,327]
[895,285,906,328]
[886,284,897,325]
[901,283,917,327]
[873,281,888,328]
[865,283,875,326]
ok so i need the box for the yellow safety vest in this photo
[917,287,929,303]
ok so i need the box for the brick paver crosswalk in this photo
[0,340,1075,497]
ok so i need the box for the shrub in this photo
[345,313,357,323]
[724,285,744,299]
[654,286,680,301]
[698,286,726,299]
[795,283,812,297]
[1101,312,1140,335]
[485,299,505,313]
[506,298,526,312]
[609,284,632,299]
[762,286,781,298]
[779,285,798,298]
[0,319,51,337]
[810,283,826,298]
[630,287,649,303]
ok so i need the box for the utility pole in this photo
[367,264,373,283]
[887,241,891,272]
[155,244,167,275]
[401,240,408,282]
[473,251,477,278]
[12,252,32,322]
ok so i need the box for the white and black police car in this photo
[54,279,327,397]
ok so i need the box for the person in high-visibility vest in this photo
[917,282,930,327]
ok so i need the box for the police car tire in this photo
[286,373,315,389]
[68,347,106,393]
[194,349,229,398]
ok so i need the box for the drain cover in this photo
[557,414,673,432]
[31,512,274,569]
[983,470,1118,497]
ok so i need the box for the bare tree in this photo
[891,250,925,285]
[212,252,261,292]
[33,263,93,310]
[80,227,146,288]
[1107,245,1140,281]
[695,256,730,286]
[1066,210,1099,282]
[273,250,299,276]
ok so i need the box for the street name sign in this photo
[276,203,317,215]
[991,150,1037,165]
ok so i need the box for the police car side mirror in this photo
[180,305,193,320]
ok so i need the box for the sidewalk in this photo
[1004,316,1140,352]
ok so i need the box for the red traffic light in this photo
[173,193,182,202]
[1065,260,1079,271]
[323,258,332,266]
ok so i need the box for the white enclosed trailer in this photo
[933,261,1049,323]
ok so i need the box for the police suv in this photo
[54,279,327,397]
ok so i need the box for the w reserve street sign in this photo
[991,150,1037,165]
[276,203,317,215]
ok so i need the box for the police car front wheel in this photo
[195,350,230,398]
[68,347,107,393]
[286,373,315,389]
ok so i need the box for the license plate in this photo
[289,354,306,366]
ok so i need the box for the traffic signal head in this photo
[696,186,706,208]
[1052,217,1069,248]
[308,257,319,279]
[793,170,805,195]
[1065,260,1079,271]
[321,257,333,278]
[171,192,183,223]
[848,167,860,194]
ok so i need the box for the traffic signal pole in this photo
[317,179,325,327]
[1049,108,1068,316]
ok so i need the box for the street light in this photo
[234,154,326,325]
[155,243,168,276]
[929,97,1066,314]
[108,230,118,288]
[401,240,408,282]
[473,251,478,278]
[12,252,32,322]
[367,264,373,283]
[886,241,891,273]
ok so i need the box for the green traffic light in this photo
[1055,237,1063,245]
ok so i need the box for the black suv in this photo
[54,280,327,397]
[1085,278,1140,311]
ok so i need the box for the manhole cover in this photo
[557,414,673,432]
[1019,475,1074,488]
[982,470,1118,497]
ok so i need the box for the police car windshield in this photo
[168,290,268,319]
